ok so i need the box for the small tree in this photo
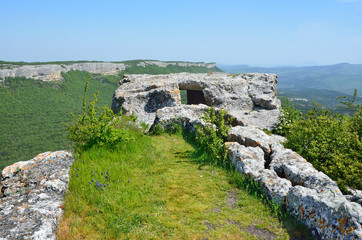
[66,74,132,151]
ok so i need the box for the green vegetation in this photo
[0,61,219,171]
[0,71,121,171]
[273,94,362,191]
[0,60,103,69]
[121,61,221,75]
[66,74,135,152]
[58,93,310,239]
[195,108,233,169]
[278,88,362,114]
[59,132,310,239]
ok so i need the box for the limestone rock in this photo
[227,126,286,155]
[287,186,362,240]
[256,169,293,205]
[112,72,281,129]
[0,151,74,240]
[0,61,217,82]
[151,104,247,133]
[0,63,127,81]
[244,73,280,110]
[270,148,342,197]
[225,142,265,178]
[346,189,362,206]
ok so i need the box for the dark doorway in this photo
[186,90,207,105]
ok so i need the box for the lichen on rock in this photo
[0,151,74,240]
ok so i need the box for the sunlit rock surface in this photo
[0,151,74,240]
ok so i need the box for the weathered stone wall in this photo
[0,151,74,240]
[151,105,362,240]
[114,72,361,239]
[112,72,280,130]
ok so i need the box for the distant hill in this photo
[219,63,362,96]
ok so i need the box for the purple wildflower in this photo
[128,179,130,183]
[83,160,85,164]
[77,168,79,171]
[89,181,91,184]
[76,173,78,177]
[92,178,94,182]
[101,171,103,175]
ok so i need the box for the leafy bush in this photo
[66,74,133,151]
[195,108,233,169]
[273,97,303,136]
[273,92,362,191]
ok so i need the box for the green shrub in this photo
[149,119,183,136]
[273,97,303,136]
[273,93,362,191]
[195,108,233,169]
[66,74,133,151]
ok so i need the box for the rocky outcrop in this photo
[0,63,127,81]
[121,77,360,239]
[0,61,217,82]
[151,105,362,239]
[0,151,74,240]
[112,72,280,130]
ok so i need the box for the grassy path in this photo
[57,132,307,239]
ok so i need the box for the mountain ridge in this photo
[219,63,362,96]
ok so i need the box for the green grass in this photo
[57,130,311,239]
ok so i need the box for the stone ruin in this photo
[111,72,281,130]
[0,72,361,239]
[112,72,362,240]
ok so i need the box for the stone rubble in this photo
[0,151,74,240]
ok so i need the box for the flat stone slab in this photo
[0,151,74,240]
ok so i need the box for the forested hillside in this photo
[0,61,220,171]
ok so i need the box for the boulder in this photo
[227,125,286,155]
[287,186,362,240]
[256,169,293,205]
[225,142,265,178]
[0,151,74,240]
[270,148,342,197]
[151,104,247,133]
[112,72,281,129]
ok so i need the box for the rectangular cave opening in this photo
[180,89,207,105]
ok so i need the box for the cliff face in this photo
[0,61,217,82]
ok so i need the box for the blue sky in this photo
[1,0,361,66]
